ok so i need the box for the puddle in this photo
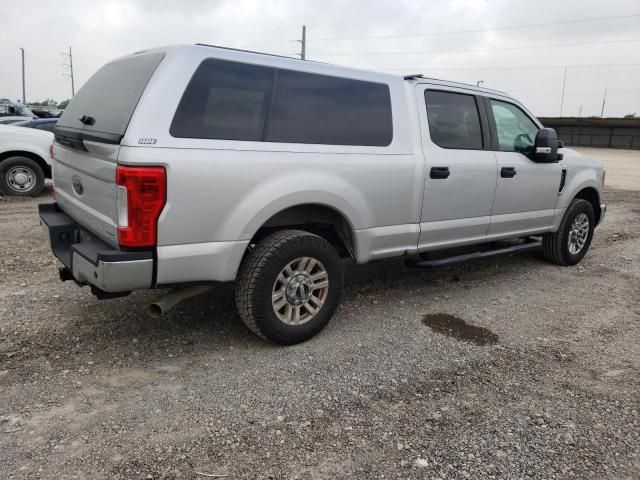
[422,314,498,346]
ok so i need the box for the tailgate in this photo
[53,141,120,246]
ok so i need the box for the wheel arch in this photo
[248,203,358,261]
[573,186,602,224]
[0,150,51,179]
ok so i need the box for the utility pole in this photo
[62,46,75,97]
[600,87,607,118]
[297,25,307,60]
[19,48,26,103]
[559,66,567,117]
[578,105,583,118]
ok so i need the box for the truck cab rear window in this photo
[170,58,393,147]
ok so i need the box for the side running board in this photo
[406,240,542,268]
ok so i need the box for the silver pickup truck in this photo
[39,44,605,344]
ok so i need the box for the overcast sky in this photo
[1,0,639,117]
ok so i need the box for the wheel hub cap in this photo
[568,213,589,255]
[272,257,329,325]
[13,173,28,185]
[7,166,35,192]
[286,274,313,305]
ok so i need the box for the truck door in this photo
[416,86,497,251]
[484,98,563,237]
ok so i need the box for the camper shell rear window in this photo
[55,52,165,144]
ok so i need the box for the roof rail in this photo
[195,43,303,61]
[405,75,507,95]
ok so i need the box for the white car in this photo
[0,124,53,196]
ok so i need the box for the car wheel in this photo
[0,157,45,197]
[235,229,344,345]
[542,199,595,266]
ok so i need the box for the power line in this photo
[377,63,640,72]
[511,89,640,96]
[308,13,640,42]
[246,40,297,49]
[312,38,640,56]
[27,53,60,65]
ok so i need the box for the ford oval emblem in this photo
[71,175,84,196]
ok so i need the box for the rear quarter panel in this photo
[120,46,425,264]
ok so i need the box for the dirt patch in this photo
[422,313,498,346]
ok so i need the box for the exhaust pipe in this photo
[146,285,213,319]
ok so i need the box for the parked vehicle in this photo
[0,99,35,124]
[39,45,606,344]
[0,124,53,196]
[31,109,63,119]
[13,118,58,133]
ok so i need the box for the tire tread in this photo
[235,229,341,344]
[542,199,594,266]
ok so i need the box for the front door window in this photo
[490,100,539,154]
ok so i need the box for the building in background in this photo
[539,117,640,150]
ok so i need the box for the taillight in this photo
[49,144,54,160]
[115,165,166,248]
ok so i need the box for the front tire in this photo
[0,157,45,197]
[542,199,595,266]
[235,230,343,345]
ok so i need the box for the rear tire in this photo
[235,230,343,345]
[542,199,595,266]
[0,156,45,197]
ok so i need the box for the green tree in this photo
[29,99,58,107]
[623,113,638,119]
[57,99,71,110]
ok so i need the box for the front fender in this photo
[557,167,602,211]
[217,172,369,242]
[551,160,603,230]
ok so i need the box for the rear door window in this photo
[56,52,165,142]
[425,90,484,150]
[170,58,275,141]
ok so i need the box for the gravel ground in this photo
[1,185,639,480]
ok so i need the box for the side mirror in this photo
[531,128,561,163]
